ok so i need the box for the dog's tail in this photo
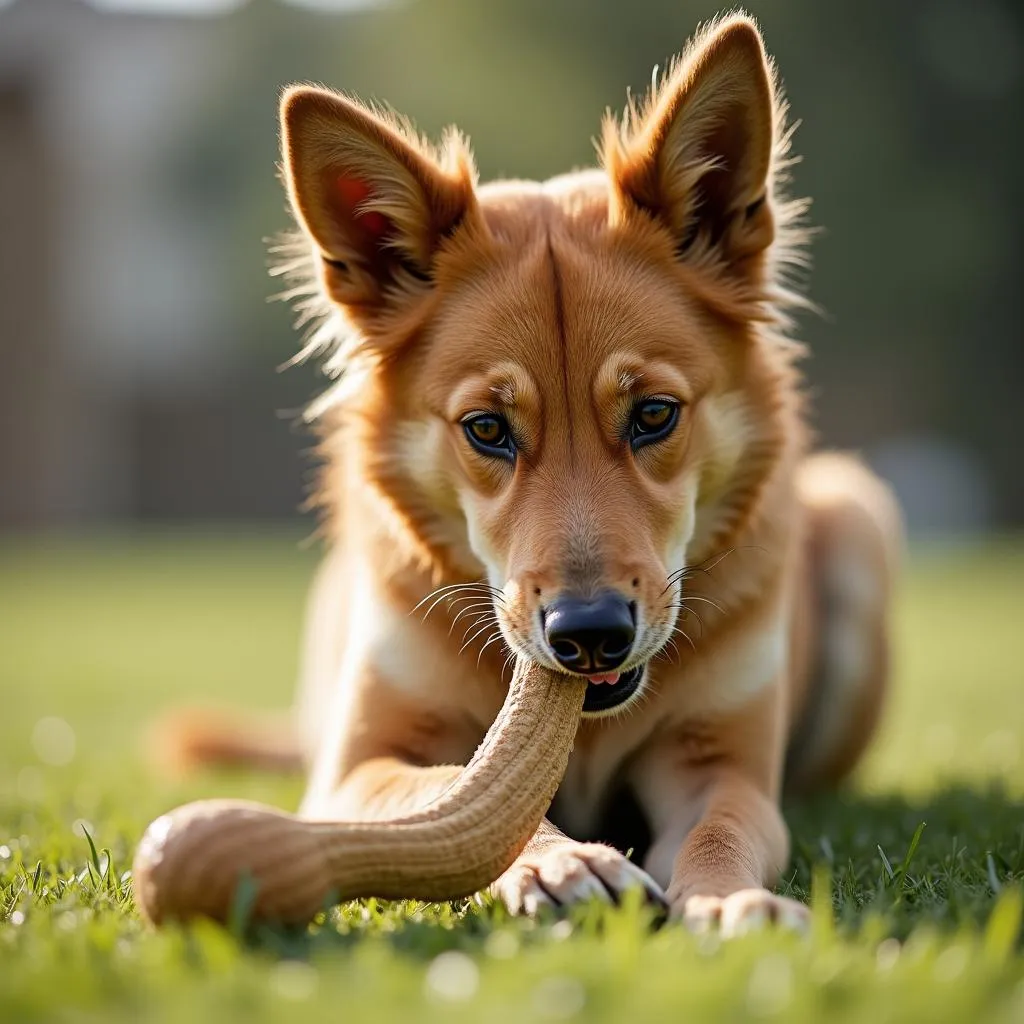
[147,707,305,775]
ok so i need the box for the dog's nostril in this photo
[551,639,584,663]
[599,634,632,662]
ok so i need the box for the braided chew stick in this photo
[132,660,585,925]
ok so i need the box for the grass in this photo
[1,530,1022,1023]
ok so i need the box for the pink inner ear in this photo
[335,176,392,239]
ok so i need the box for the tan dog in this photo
[172,14,901,934]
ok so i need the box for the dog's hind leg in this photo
[785,453,903,792]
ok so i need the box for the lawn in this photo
[1,531,1022,1022]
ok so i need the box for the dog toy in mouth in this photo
[131,659,585,926]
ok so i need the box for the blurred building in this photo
[0,0,320,527]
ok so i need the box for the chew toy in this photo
[132,660,584,925]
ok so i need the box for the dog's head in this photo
[278,16,807,713]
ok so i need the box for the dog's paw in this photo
[676,888,809,938]
[491,841,667,916]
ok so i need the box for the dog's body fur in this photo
[170,15,901,931]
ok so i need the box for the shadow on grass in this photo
[238,893,665,962]
[782,783,1024,936]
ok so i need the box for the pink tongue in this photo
[587,672,621,685]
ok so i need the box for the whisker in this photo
[690,548,738,574]
[430,579,503,598]
[663,602,707,638]
[679,594,725,615]
[460,619,499,655]
[451,612,484,638]
[444,593,498,610]
[416,592,456,620]
[476,630,507,668]
[501,649,517,680]
[661,546,743,594]
[412,581,505,615]
[416,587,503,622]
[670,625,697,652]
[636,674,659,709]
[448,602,498,634]
[417,589,487,621]
[662,637,680,665]
[412,583,476,611]
[685,607,706,638]
[665,567,694,583]
[460,612,496,644]
[445,601,500,629]
[447,589,506,609]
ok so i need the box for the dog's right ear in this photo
[603,17,778,282]
[280,87,477,311]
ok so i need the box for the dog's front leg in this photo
[636,684,809,936]
[664,770,808,935]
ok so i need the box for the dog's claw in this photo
[492,840,666,916]
[677,888,810,938]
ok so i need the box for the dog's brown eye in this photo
[637,402,672,430]
[469,417,502,444]
[630,399,680,449]
[463,414,515,460]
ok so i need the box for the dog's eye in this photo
[630,400,680,449]
[463,414,514,460]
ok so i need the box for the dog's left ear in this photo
[604,15,777,275]
[280,86,477,311]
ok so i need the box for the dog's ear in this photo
[280,86,476,309]
[604,16,777,275]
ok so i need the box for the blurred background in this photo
[0,0,1021,537]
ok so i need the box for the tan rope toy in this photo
[132,660,585,926]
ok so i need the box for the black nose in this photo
[543,593,635,673]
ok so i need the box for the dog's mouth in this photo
[580,664,646,715]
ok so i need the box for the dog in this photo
[166,13,901,934]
